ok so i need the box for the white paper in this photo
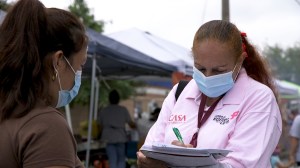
[140,142,231,167]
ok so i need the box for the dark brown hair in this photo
[109,90,120,105]
[0,0,87,121]
[192,20,277,98]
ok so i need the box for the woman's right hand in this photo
[137,151,168,168]
[171,140,194,148]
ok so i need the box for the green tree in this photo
[264,43,300,84]
[284,45,300,83]
[97,80,140,107]
[263,45,286,79]
[0,0,9,11]
[68,0,104,32]
[68,0,139,107]
[71,79,144,107]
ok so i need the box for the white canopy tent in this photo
[107,28,194,76]
[276,79,300,99]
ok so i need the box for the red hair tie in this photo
[241,32,248,57]
[241,32,247,37]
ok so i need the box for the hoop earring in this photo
[52,71,58,81]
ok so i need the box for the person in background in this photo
[137,20,282,168]
[289,110,300,166]
[149,107,161,122]
[288,109,299,126]
[98,89,136,168]
[271,145,293,168]
[136,107,161,149]
[0,0,87,167]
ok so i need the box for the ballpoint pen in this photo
[172,127,184,144]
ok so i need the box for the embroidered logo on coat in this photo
[213,115,229,125]
[231,111,239,119]
[168,115,186,123]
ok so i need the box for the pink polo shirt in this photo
[144,68,282,168]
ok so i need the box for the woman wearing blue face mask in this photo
[54,56,83,108]
[0,0,88,167]
[137,20,282,168]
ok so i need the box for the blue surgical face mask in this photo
[193,64,240,98]
[55,57,82,108]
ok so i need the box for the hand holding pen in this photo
[172,127,193,148]
[173,127,184,143]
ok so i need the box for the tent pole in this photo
[93,79,100,120]
[85,54,96,168]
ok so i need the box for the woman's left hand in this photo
[137,151,168,168]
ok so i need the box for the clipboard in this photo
[140,142,231,167]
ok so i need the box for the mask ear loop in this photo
[63,56,76,74]
[232,55,244,82]
[233,63,242,82]
[53,65,63,90]
[232,32,248,81]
